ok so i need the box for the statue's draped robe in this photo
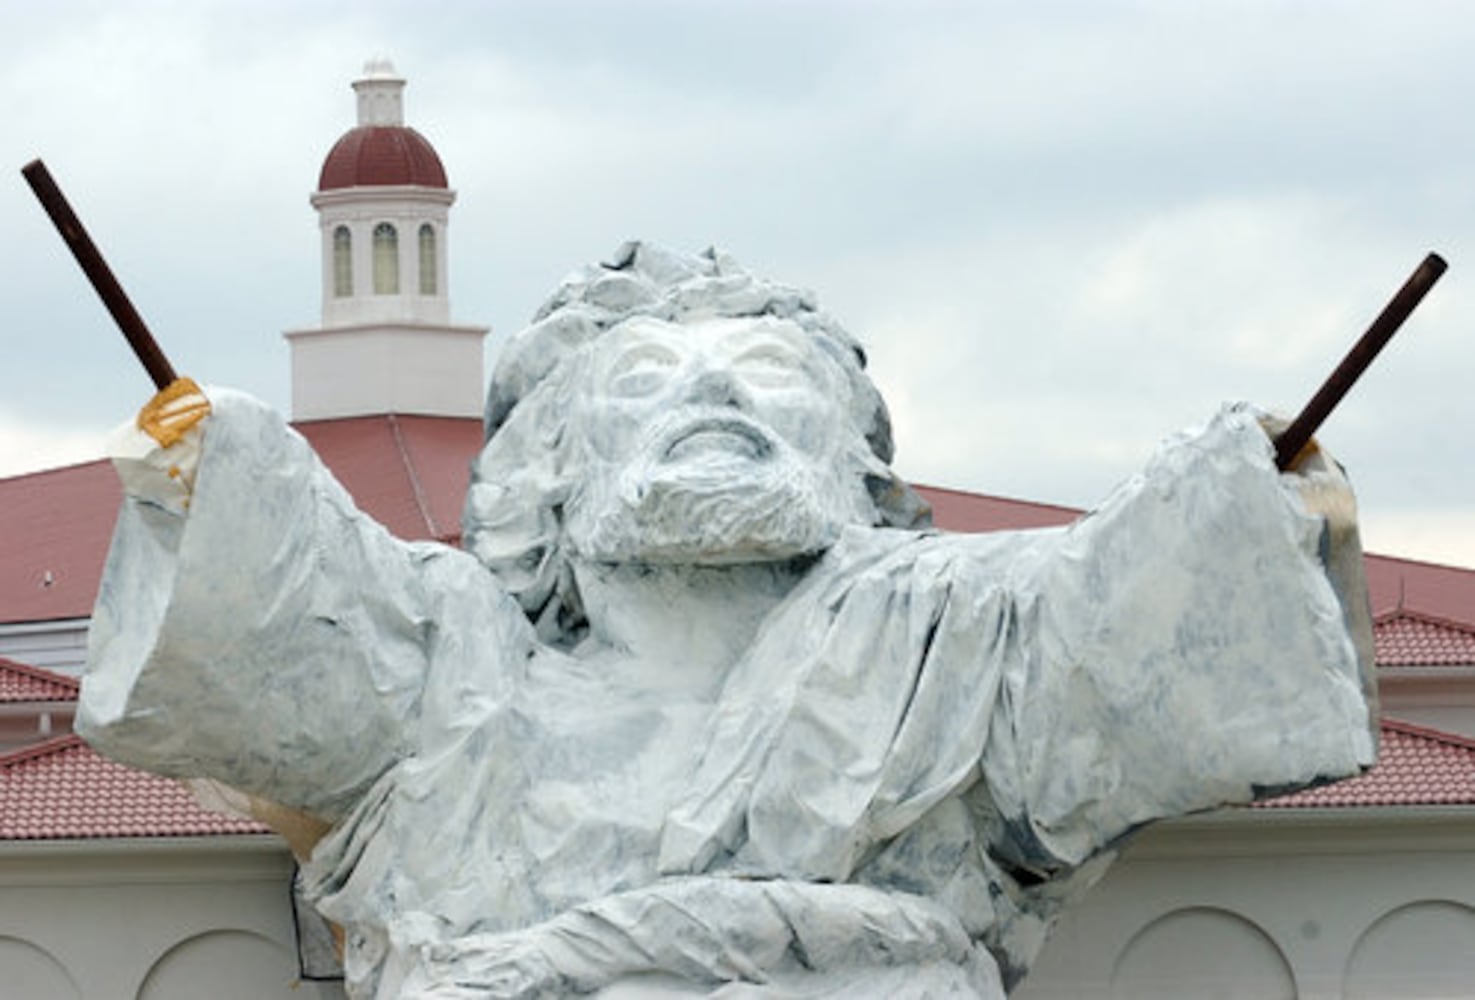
[78,392,1375,999]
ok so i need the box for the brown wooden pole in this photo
[21,158,177,391]
[1274,253,1447,471]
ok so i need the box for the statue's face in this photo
[581,315,849,473]
[565,315,871,564]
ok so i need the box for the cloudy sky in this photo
[2,1,1471,566]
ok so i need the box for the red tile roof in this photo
[1,444,1471,837]
[0,735,270,840]
[0,657,78,703]
[1363,552,1475,624]
[319,125,448,190]
[1257,719,1475,809]
[5,415,1475,634]
[0,415,481,625]
[914,484,1080,533]
[296,413,480,546]
[0,460,122,624]
[1373,609,1475,667]
[913,485,1475,626]
[8,717,1468,842]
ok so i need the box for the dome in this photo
[318,126,448,191]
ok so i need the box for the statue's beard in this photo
[565,439,873,566]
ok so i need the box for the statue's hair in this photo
[462,241,930,642]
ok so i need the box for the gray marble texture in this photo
[79,244,1375,998]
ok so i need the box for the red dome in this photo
[318,126,448,191]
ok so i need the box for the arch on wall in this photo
[0,935,82,999]
[418,223,437,294]
[1344,899,1475,999]
[1110,906,1295,1000]
[138,929,302,1000]
[332,226,353,297]
[372,222,399,294]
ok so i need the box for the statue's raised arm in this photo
[80,388,534,823]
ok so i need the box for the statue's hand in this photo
[108,377,212,513]
[1258,413,1376,706]
[1256,413,1355,541]
[138,376,211,448]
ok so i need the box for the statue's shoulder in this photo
[824,524,934,567]
[813,524,1063,607]
[826,523,1046,566]
[813,525,966,593]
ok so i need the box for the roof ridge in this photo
[1380,716,1475,752]
[0,656,80,694]
[1363,550,1475,575]
[1374,606,1475,636]
[387,413,439,539]
[912,482,1085,515]
[0,732,85,768]
[0,457,109,484]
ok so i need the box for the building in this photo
[1,61,1472,999]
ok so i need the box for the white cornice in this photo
[0,835,293,885]
[0,618,90,636]
[284,321,488,341]
[1124,805,1475,859]
[311,185,456,210]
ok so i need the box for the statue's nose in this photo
[687,367,744,407]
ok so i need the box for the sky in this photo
[2,1,1472,567]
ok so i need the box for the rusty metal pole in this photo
[1274,253,1447,471]
[21,158,177,391]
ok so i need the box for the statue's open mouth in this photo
[663,417,772,462]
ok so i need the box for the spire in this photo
[353,56,406,127]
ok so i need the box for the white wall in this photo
[0,619,90,675]
[1381,669,1475,739]
[285,322,487,420]
[1017,808,1475,1000]
[0,838,343,1000]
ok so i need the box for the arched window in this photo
[418,224,437,295]
[332,226,353,297]
[373,222,399,294]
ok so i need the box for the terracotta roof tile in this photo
[6,416,1475,631]
[1363,552,1475,624]
[0,735,270,840]
[914,486,1475,625]
[1257,719,1475,809]
[0,460,121,623]
[1373,609,1475,667]
[296,413,480,545]
[0,415,482,624]
[915,484,1080,533]
[0,657,78,703]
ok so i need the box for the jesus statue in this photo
[79,241,1375,998]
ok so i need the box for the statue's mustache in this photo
[632,408,777,466]
[661,414,773,463]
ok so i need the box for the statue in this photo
[78,242,1377,998]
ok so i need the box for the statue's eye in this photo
[608,345,680,396]
[732,343,805,387]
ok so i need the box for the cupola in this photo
[283,59,488,421]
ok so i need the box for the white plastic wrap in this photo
[79,389,1375,998]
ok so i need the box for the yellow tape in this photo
[1284,437,1322,472]
[137,376,211,448]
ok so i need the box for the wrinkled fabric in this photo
[79,391,1375,998]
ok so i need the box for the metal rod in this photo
[1274,252,1447,471]
[21,158,177,391]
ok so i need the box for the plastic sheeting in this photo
[80,391,1374,998]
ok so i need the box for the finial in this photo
[362,55,399,79]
